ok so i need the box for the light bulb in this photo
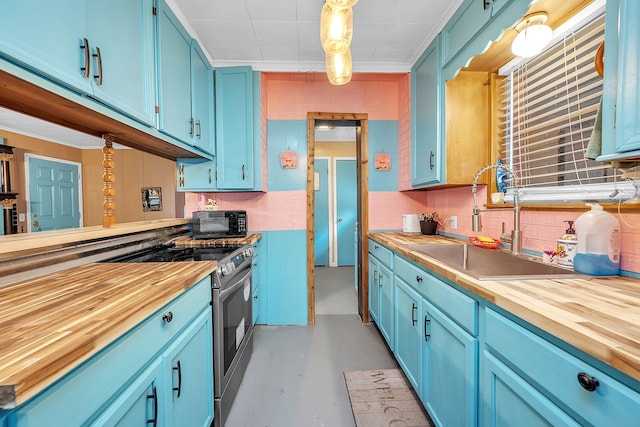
[320,3,352,54]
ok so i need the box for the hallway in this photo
[225,267,398,426]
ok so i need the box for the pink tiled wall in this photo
[264,72,406,120]
[369,191,428,230]
[184,191,307,232]
[426,186,640,274]
[398,74,412,191]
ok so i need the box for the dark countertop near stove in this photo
[174,233,262,248]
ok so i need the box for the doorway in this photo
[307,113,369,325]
[25,154,82,232]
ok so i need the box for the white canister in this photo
[402,214,421,233]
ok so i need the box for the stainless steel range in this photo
[105,242,255,427]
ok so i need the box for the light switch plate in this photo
[451,216,457,230]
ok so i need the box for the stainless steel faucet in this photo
[471,163,522,254]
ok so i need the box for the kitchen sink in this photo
[407,243,587,281]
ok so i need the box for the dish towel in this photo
[585,98,602,160]
[585,98,640,169]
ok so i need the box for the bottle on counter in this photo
[556,220,577,267]
[573,203,621,276]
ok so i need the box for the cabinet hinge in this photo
[155,105,159,114]
[152,6,157,16]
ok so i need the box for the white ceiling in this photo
[0,0,463,148]
[168,0,463,72]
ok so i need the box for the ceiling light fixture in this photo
[320,3,353,55]
[320,1,355,85]
[511,12,553,58]
[325,49,352,86]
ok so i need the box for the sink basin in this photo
[407,243,587,281]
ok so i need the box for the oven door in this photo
[213,266,253,396]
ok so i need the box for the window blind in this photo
[498,14,633,203]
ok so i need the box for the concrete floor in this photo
[225,266,398,427]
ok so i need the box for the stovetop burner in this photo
[104,244,239,263]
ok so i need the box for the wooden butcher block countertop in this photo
[173,233,262,248]
[369,232,640,383]
[0,261,217,408]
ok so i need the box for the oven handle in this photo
[218,267,252,299]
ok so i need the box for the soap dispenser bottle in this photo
[556,220,577,267]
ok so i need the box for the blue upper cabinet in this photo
[215,66,256,190]
[441,0,530,80]
[0,0,156,126]
[157,1,196,146]
[191,42,215,155]
[85,0,156,126]
[600,0,640,160]
[411,36,443,187]
[157,1,214,156]
[0,1,91,95]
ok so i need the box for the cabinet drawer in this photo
[485,308,640,426]
[368,239,393,269]
[11,277,212,427]
[395,256,477,335]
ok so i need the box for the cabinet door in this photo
[394,278,422,392]
[422,300,478,427]
[86,0,156,125]
[164,308,214,427]
[482,352,581,427]
[191,41,215,155]
[0,1,91,94]
[378,262,394,348]
[89,358,164,427]
[176,159,216,191]
[368,257,380,323]
[157,1,193,143]
[602,0,640,154]
[411,36,442,187]
[215,66,254,189]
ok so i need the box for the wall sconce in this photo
[280,151,298,169]
[511,12,553,58]
[326,48,352,86]
[320,3,353,54]
[374,152,391,171]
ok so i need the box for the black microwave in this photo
[192,210,247,239]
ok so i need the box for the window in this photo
[498,6,637,203]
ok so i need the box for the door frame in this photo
[24,153,83,232]
[314,156,332,267]
[332,156,356,267]
[307,112,369,325]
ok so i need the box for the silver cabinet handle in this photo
[92,46,103,85]
[80,38,90,77]
[196,120,201,138]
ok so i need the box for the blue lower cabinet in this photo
[422,299,477,427]
[164,309,214,427]
[484,308,640,426]
[89,358,164,426]
[394,278,422,393]
[482,352,580,427]
[5,278,213,427]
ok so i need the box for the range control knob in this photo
[243,247,254,257]
[220,262,236,276]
